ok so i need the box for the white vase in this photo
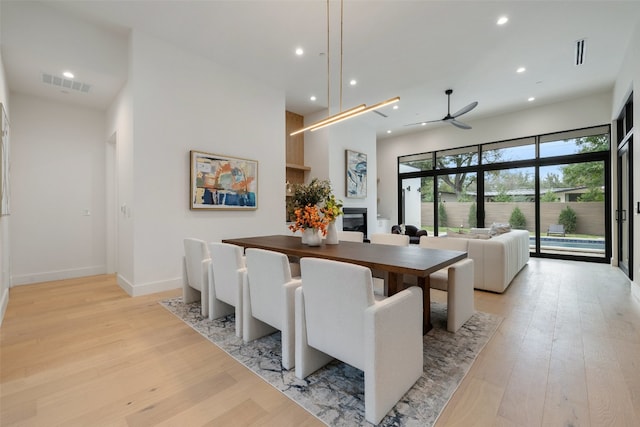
[303,228,322,246]
[325,221,339,244]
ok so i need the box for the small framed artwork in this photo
[345,149,367,198]
[190,150,258,210]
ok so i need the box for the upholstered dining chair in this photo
[243,248,301,370]
[208,242,246,337]
[369,232,410,295]
[183,238,210,317]
[296,257,423,425]
[419,236,475,332]
[337,230,364,242]
[370,232,410,246]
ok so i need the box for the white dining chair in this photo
[183,238,210,317]
[369,232,410,295]
[370,232,410,246]
[296,257,423,425]
[337,230,364,242]
[419,236,475,332]
[208,242,246,337]
[243,248,301,370]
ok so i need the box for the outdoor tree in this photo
[468,202,477,228]
[562,135,607,201]
[509,206,527,229]
[541,172,563,189]
[438,202,448,227]
[420,177,434,202]
[540,190,559,202]
[559,206,577,234]
[493,189,512,202]
[436,152,478,199]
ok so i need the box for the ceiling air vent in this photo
[42,73,91,93]
[575,39,586,66]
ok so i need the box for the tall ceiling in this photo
[2,1,639,138]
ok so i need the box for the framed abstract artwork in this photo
[345,149,367,198]
[190,150,258,210]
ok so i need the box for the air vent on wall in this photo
[42,73,91,93]
[575,39,586,66]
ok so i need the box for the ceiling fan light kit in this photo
[290,0,399,136]
[405,89,478,130]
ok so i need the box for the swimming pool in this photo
[529,236,605,251]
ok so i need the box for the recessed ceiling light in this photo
[63,71,74,79]
[349,79,357,86]
[393,105,399,110]
[386,130,392,134]
[295,47,304,56]
[528,97,535,102]
[421,122,427,126]
[310,95,317,101]
[516,67,526,73]
[497,16,508,25]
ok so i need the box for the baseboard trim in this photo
[11,266,106,287]
[631,279,640,304]
[0,287,8,327]
[117,274,181,297]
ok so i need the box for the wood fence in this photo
[420,201,605,236]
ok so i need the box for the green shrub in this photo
[559,206,577,234]
[468,202,477,228]
[438,202,448,227]
[509,206,526,229]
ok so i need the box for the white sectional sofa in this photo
[419,229,530,293]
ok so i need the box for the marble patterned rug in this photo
[160,298,501,426]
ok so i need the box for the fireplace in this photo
[342,208,367,239]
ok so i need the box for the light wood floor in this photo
[1,259,639,426]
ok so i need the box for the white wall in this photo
[0,47,10,325]
[106,81,134,287]
[305,116,378,238]
[613,21,640,287]
[9,93,107,285]
[114,31,287,295]
[377,91,613,225]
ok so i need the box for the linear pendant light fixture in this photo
[290,0,399,136]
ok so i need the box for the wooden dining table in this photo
[222,234,467,334]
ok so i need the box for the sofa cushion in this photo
[419,235,469,251]
[447,230,479,239]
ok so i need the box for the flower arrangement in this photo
[287,178,343,236]
[322,194,343,223]
[289,204,329,235]
[290,178,332,207]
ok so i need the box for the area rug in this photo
[160,298,502,426]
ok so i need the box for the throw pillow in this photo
[489,222,511,236]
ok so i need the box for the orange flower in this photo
[288,204,329,235]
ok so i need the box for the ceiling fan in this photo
[406,89,478,130]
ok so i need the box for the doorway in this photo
[616,94,633,280]
[617,140,632,278]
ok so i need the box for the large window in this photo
[397,125,611,262]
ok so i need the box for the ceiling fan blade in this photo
[450,119,472,130]
[452,101,478,118]
[404,118,442,127]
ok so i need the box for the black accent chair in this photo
[391,225,428,244]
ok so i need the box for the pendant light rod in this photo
[340,0,344,113]
[289,0,399,136]
[289,104,366,136]
[309,96,400,133]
